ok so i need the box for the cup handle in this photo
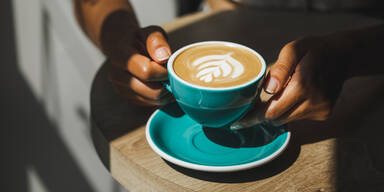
[162,80,172,93]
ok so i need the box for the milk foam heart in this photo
[173,44,262,88]
[193,53,244,83]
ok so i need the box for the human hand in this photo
[106,25,173,106]
[232,35,347,129]
[263,35,346,125]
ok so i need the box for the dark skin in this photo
[74,0,172,106]
[73,0,384,125]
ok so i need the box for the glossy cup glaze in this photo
[165,41,266,127]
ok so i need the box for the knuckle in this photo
[139,62,154,81]
[272,62,291,76]
[265,108,279,120]
[291,77,305,91]
[314,109,331,120]
[148,90,164,100]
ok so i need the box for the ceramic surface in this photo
[146,103,291,172]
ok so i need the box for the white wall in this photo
[130,0,177,27]
[12,0,177,191]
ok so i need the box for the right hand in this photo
[107,26,173,106]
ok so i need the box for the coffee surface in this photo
[173,44,262,88]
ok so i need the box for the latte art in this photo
[173,44,262,88]
[193,53,244,83]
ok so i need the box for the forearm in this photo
[73,0,139,58]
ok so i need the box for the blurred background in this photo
[0,0,202,191]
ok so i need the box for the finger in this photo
[111,77,169,101]
[265,72,306,120]
[125,51,168,81]
[109,68,169,100]
[272,98,331,125]
[111,80,173,106]
[271,99,310,125]
[140,26,171,64]
[265,41,305,94]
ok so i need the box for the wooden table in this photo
[90,10,384,191]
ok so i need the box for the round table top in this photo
[91,9,384,191]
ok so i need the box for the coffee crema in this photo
[173,44,262,88]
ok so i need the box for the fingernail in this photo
[266,77,279,94]
[155,47,170,61]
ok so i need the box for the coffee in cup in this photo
[165,41,266,128]
[173,44,262,88]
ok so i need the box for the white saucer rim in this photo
[145,108,291,172]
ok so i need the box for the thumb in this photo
[141,26,171,64]
[265,42,302,94]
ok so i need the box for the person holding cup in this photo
[73,0,384,127]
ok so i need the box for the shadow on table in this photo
[164,136,300,183]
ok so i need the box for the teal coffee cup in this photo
[164,41,266,128]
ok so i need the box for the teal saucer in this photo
[146,103,291,172]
